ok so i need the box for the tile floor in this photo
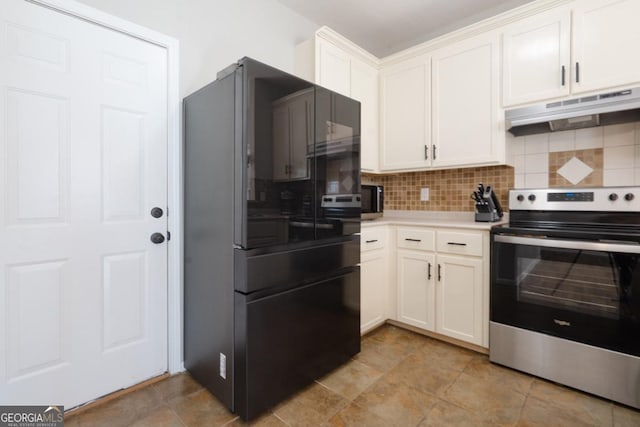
[65,325,640,426]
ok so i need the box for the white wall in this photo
[77,0,319,97]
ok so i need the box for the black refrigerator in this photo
[183,57,361,420]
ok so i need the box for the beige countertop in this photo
[361,210,508,230]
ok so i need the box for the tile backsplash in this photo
[509,122,640,188]
[363,165,514,212]
[364,122,640,213]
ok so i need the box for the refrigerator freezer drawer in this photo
[234,237,360,294]
[234,267,360,420]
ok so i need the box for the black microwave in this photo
[361,185,384,219]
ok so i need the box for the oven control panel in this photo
[547,192,594,202]
[509,186,640,211]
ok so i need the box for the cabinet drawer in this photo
[397,228,435,251]
[437,230,483,257]
[361,227,387,252]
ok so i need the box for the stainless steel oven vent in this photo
[506,87,640,136]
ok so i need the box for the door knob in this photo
[150,207,163,218]
[150,233,165,244]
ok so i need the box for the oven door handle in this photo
[494,234,640,254]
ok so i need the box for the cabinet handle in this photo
[428,262,432,280]
[424,145,428,160]
[575,62,580,83]
[365,239,378,243]
[432,145,437,160]
[405,238,421,242]
[447,242,467,246]
[438,264,442,282]
[561,65,566,86]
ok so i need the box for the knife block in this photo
[475,210,501,222]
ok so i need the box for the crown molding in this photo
[380,0,573,66]
[315,26,381,68]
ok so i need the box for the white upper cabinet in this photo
[295,28,380,172]
[503,0,640,106]
[431,32,503,167]
[572,0,640,94]
[316,38,351,97]
[502,8,571,106]
[380,32,504,172]
[350,57,379,172]
[379,54,430,171]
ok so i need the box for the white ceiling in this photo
[276,0,535,57]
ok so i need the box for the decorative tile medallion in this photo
[557,157,594,185]
[549,148,603,187]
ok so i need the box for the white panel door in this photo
[396,249,435,330]
[360,249,388,334]
[436,255,483,345]
[316,38,350,97]
[572,0,640,94]
[431,32,502,168]
[502,8,571,106]
[0,0,168,408]
[379,55,430,171]
[350,57,379,172]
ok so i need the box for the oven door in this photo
[491,233,640,356]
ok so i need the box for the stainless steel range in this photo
[490,187,640,409]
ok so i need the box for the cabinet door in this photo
[316,38,351,97]
[572,0,640,94]
[351,57,379,172]
[380,55,430,171]
[436,255,483,345]
[361,249,388,333]
[502,8,571,106]
[396,249,435,330]
[288,94,311,180]
[431,32,503,168]
[272,105,289,181]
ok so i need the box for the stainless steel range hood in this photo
[506,88,640,136]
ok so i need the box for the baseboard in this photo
[386,319,489,355]
[64,373,170,418]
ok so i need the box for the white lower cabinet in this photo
[395,226,488,347]
[397,249,435,330]
[436,254,483,345]
[360,226,390,334]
